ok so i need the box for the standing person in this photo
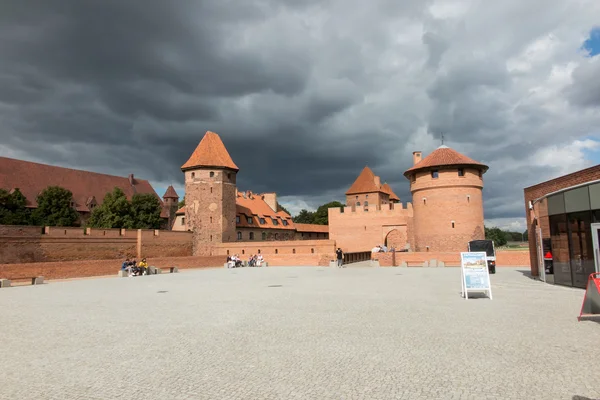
[336,248,344,268]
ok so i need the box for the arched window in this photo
[191,172,195,179]
[237,232,242,240]
[293,248,296,254]
[249,232,254,240]
[275,249,278,254]
[356,202,361,206]
[311,248,314,253]
[364,201,369,207]
[210,171,215,178]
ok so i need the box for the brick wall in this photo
[0,255,224,280]
[214,240,336,266]
[328,204,413,252]
[373,250,530,267]
[523,164,600,276]
[0,225,193,264]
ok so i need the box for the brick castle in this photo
[179,131,488,255]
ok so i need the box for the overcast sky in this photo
[1,0,599,232]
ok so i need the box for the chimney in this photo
[374,176,381,187]
[262,193,277,212]
[128,174,134,185]
[412,151,422,166]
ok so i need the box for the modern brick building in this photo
[0,156,174,226]
[524,165,600,288]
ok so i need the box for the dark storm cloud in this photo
[1,0,600,228]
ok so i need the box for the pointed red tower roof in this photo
[403,145,488,177]
[163,185,179,199]
[181,131,239,171]
[381,182,400,201]
[346,166,380,195]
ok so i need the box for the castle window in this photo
[261,232,266,240]
[246,216,252,224]
[237,231,242,240]
[260,218,266,224]
[282,220,288,226]
[210,187,213,193]
[275,249,278,254]
[293,248,296,254]
[366,194,369,199]
[364,201,368,207]
[236,216,240,224]
[451,221,455,228]
[210,235,213,242]
[356,196,358,199]
[311,248,314,253]
[423,198,427,205]
[181,218,185,225]
[431,170,439,179]
[356,202,361,206]
[210,216,213,223]
[242,250,245,255]
[210,171,214,178]
[191,172,195,179]
[249,232,254,240]
[458,168,465,177]
[227,173,231,179]
[272,218,279,226]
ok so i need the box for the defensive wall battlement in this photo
[328,202,413,217]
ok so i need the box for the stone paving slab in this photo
[0,267,598,400]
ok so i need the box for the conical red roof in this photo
[381,183,400,201]
[404,145,487,177]
[163,185,179,199]
[346,166,379,195]
[181,131,239,171]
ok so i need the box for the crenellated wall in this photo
[328,203,414,252]
[0,225,193,264]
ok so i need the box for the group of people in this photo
[121,257,149,276]
[371,244,395,253]
[226,254,265,268]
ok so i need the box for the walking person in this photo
[336,248,344,268]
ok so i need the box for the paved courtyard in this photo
[1,266,598,400]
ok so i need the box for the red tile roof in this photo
[381,183,400,201]
[0,156,164,214]
[346,166,379,195]
[175,191,298,231]
[162,185,179,199]
[294,223,329,233]
[181,131,239,171]
[404,146,488,176]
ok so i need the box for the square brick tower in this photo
[181,131,239,255]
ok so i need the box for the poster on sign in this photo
[460,252,493,300]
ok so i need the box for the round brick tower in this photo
[181,131,239,255]
[404,145,488,252]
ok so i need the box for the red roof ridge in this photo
[404,146,488,176]
[381,182,400,201]
[181,131,239,171]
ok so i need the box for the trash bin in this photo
[544,259,553,274]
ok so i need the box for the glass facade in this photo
[545,184,600,288]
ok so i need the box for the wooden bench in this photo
[0,276,44,287]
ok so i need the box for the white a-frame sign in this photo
[460,252,493,300]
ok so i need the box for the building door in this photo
[591,223,600,273]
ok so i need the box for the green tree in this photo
[312,201,345,225]
[31,186,79,227]
[523,229,528,241]
[293,209,315,224]
[0,188,31,225]
[87,188,135,229]
[484,226,508,247]
[178,199,185,209]
[131,193,163,229]
[277,202,290,215]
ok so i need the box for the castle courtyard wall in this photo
[214,240,335,266]
[372,250,530,267]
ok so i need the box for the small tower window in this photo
[210,235,212,242]
[236,216,240,224]
[293,248,296,254]
[458,168,465,177]
[467,195,470,203]
[366,194,369,199]
[431,170,439,179]
[237,231,242,240]
[242,250,245,255]
[210,216,213,223]
[210,187,213,193]
[191,172,195,179]
[451,221,455,228]
[423,198,427,205]
[249,232,254,240]
[355,196,358,200]
[181,217,185,225]
[210,171,215,178]
[275,249,278,254]
[311,248,314,253]
[227,173,231,179]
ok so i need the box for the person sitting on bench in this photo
[122,258,130,271]
[138,258,148,275]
